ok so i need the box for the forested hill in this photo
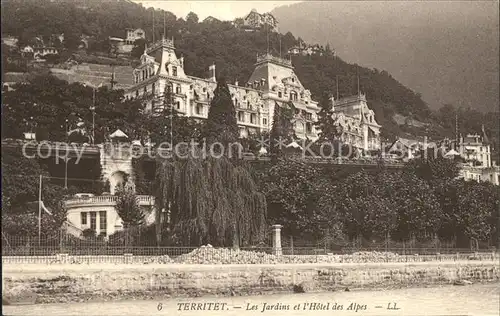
[1,0,498,144]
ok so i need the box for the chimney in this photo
[208,63,216,82]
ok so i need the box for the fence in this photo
[2,234,498,265]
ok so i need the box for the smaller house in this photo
[109,28,146,54]
[387,137,425,161]
[2,72,31,91]
[459,134,491,168]
[203,16,221,23]
[243,9,278,30]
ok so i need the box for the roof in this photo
[286,141,302,149]
[110,129,128,138]
[445,149,461,157]
[3,72,31,84]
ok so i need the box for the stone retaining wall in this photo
[3,261,499,304]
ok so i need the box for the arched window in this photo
[290,91,298,101]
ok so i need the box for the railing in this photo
[2,246,498,265]
[65,195,155,206]
[256,53,292,67]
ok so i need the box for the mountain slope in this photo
[272,1,499,112]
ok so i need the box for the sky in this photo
[135,1,301,21]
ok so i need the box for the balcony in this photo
[65,195,155,208]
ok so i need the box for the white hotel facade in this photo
[124,36,381,151]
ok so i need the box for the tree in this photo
[155,146,267,247]
[131,38,146,59]
[436,179,499,248]
[406,157,460,184]
[315,91,340,142]
[1,147,68,237]
[269,102,295,158]
[186,12,199,24]
[378,171,442,241]
[114,181,145,228]
[201,78,239,148]
[262,158,334,240]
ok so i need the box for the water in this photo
[3,283,499,316]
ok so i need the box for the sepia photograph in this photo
[1,0,499,315]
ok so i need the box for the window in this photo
[278,92,282,98]
[176,101,180,110]
[143,87,147,95]
[203,87,206,92]
[195,104,203,115]
[90,212,96,231]
[99,211,107,233]
[172,66,177,76]
[306,113,312,120]
[81,212,87,226]
[290,91,298,101]
[263,118,267,125]
[250,113,257,124]
[238,111,245,122]
[306,123,312,133]
[136,90,139,98]
[176,86,181,94]
[152,83,156,95]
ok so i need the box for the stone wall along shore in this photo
[3,260,499,304]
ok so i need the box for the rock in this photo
[293,284,306,293]
[453,280,472,286]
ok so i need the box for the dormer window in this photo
[172,66,177,77]
[165,64,169,74]
[291,78,295,83]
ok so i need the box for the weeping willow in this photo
[154,147,267,247]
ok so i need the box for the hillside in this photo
[1,0,498,148]
[271,1,499,113]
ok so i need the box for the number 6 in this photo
[157,303,163,311]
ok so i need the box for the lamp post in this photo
[65,119,69,189]
[91,87,96,145]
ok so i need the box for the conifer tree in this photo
[201,77,239,148]
[315,91,341,142]
[270,101,295,158]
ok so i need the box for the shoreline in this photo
[3,261,499,305]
